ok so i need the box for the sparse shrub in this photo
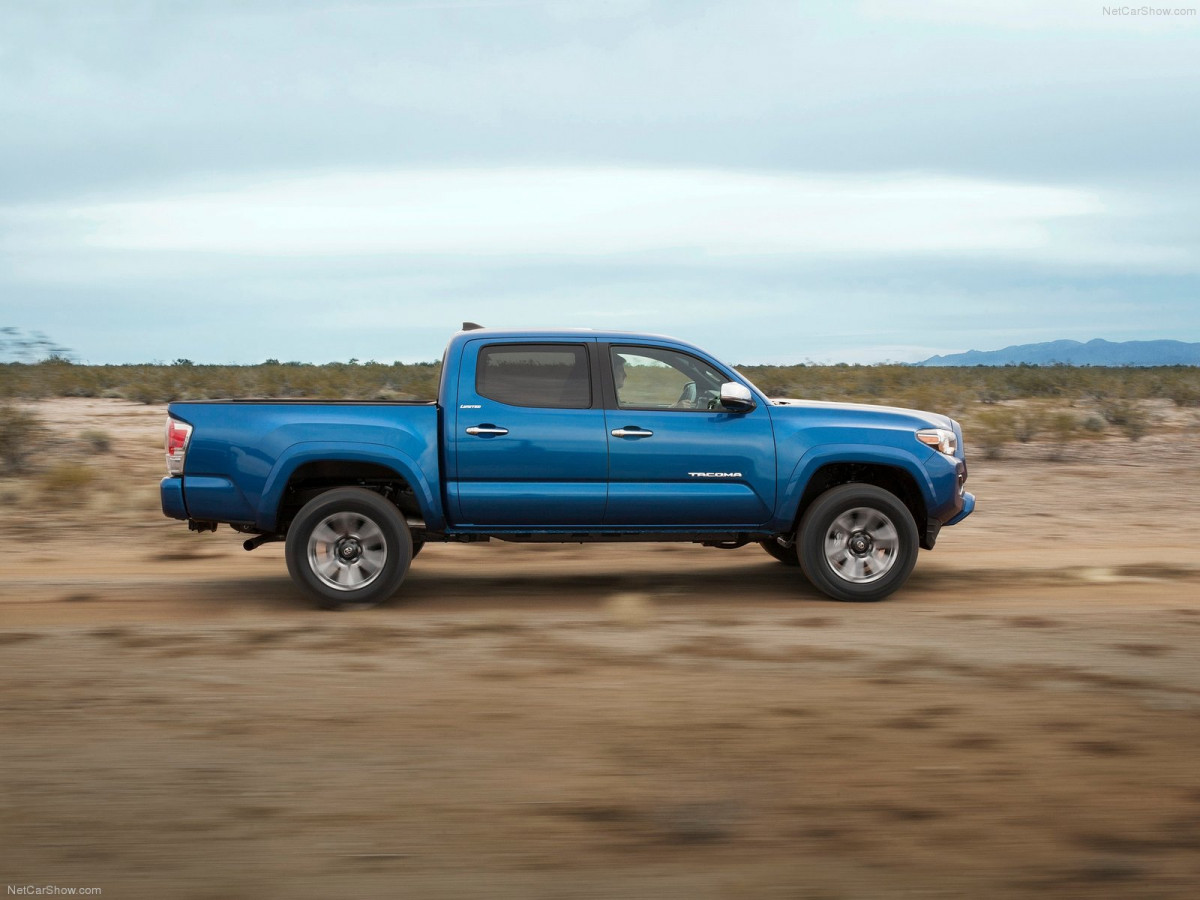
[756,380,791,398]
[0,404,43,474]
[1014,409,1047,443]
[1100,399,1133,426]
[38,463,95,504]
[1100,399,1150,441]
[968,408,1018,460]
[1082,415,1106,433]
[80,429,113,453]
[1045,412,1083,461]
[126,381,173,405]
[999,364,1068,398]
[2,357,1194,413]
[1165,381,1200,407]
[1120,413,1149,442]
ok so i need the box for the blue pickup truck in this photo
[161,325,973,609]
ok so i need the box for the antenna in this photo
[462,322,484,331]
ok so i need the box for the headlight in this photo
[916,428,957,456]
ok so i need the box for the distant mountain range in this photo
[917,339,1200,367]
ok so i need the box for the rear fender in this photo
[257,442,443,532]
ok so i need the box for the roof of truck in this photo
[447,327,714,355]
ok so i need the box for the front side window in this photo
[476,344,592,409]
[611,346,726,410]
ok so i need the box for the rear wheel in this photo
[797,484,918,602]
[285,487,412,610]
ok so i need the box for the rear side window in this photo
[476,344,592,409]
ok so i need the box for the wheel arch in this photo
[257,442,443,533]
[783,448,934,549]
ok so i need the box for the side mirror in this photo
[720,382,756,412]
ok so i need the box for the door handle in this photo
[466,425,509,436]
[611,427,654,438]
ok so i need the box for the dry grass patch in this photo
[37,462,96,505]
[0,404,43,473]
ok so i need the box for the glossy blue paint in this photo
[256,440,443,532]
[160,476,187,520]
[183,475,255,523]
[947,491,976,526]
[169,402,443,531]
[766,399,963,527]
[603,408,776,526]
[598,336,776,526]
[781,444,936,517]
[605,482,765,526]
[160,327,974,541]
[921,450,968,523]
[448,337,608,526]
[452,482,609,527]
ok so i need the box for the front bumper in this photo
[946,491,975,526]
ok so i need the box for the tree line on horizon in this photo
[2,355,1198,410]
[2,324,1198,411]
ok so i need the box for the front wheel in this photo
[759,537,800,566]
[285,487,412,610]
[797,484,918,602]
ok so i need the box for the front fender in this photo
[778,443,940,527]
[256,441,444,532]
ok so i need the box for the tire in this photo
[759,537,800,566]
[285,487,412,610]
[797,484,918,603]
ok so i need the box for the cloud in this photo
[1,4,1196,364]
[7,166,1186,270]
[2,0,1197,206]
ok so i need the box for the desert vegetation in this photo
[2,356,1197,407]
[0,403,44,474]
[2,356,1196,466]
[0,357,444,405]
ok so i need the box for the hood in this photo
[768,397,955,433]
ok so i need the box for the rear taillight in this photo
[165,417,193,475]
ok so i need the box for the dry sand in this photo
[2,398,1199,898]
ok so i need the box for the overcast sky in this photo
[1,0,1197,364]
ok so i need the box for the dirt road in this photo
[2,399,1199,898]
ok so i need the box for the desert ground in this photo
[2,398,1200,899]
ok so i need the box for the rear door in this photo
[602,343,776,527]
[448,340,608,527]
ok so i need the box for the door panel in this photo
[603,345,776,527]
[449,341,608,527]
[603,409,775,525]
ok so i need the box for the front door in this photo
[450,340,608,527]
[602,344,777,527]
